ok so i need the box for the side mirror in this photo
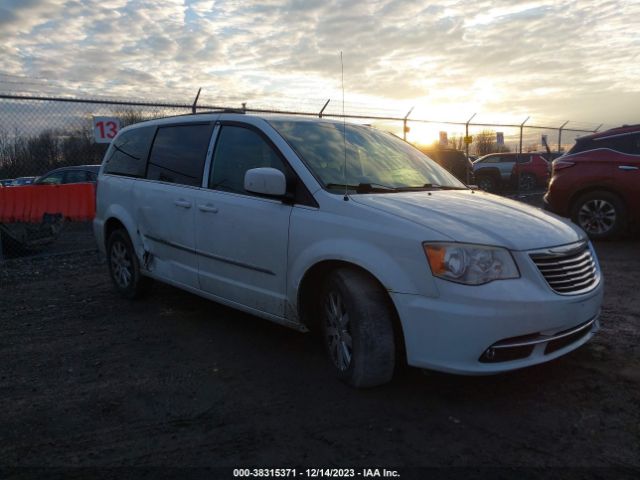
[244,167,287,197]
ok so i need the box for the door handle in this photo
[618,165,638,171]
[198,204,219,213]
[174,199,192,208]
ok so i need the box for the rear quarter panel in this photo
[94,174,136,253]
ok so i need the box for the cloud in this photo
[0,0,638,125]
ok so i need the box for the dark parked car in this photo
[544,124,640,239]
[473,153,550,192]
[420,148,474,184]
[10,176,36,186]
[34,165,100,185]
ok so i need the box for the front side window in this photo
[104,126,155,177]
[209,125,288,194]
[146,124,213,187]
[269,120,464,192]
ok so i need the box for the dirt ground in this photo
[0,237,638,475]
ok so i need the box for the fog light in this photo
[485,348,496,360]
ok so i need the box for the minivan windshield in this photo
[269,120,466,193]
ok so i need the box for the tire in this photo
[319,268,396,388]
[571,191,627,240]
[106,228,149,299]
[518,172,537,192]
[476,174,498,192]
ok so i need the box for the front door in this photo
[613,133,640,223]
[193,124,293,317]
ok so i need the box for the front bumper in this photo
[391,264,603,374]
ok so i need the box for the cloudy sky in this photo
[1,0,639,143]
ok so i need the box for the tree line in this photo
[418,130,512,156]
[0,109,153,180]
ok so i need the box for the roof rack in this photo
[196,108,246,115]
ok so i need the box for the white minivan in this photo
[94,113,603,387]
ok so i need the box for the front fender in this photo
[286,209,441,313]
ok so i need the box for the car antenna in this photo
[341,51,349,201]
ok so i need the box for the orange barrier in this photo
[0,183,96,223]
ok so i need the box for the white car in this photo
[94,113,603,387]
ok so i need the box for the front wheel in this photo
[320,268,396,388]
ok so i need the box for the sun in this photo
[407,123,442,148]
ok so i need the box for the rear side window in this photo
[633,134,640,154]
[594,134,639,155]
[104,126,155,177]
[146,124,213,187]
[64,170,89,183]
[482,156,500,163]
[209,125,288,195]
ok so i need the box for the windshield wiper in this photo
[325,182,398,193]
[394,183,468,191]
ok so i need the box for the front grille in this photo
[530,242,599,294]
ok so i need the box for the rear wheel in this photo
[571,191,627,239]
[107,229,149,298]
[319,268,396,388]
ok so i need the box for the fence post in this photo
[191,87,201,114]
[403,107,414,141]
[518,116,530,193]
[557,120,569,152]
[318,99,330,118]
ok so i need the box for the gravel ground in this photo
[0,237,638,476]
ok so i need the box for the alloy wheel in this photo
[110,240,133,289]
[324,290,353,372]
[519,174,536,191]
[578,199,616,235]
[478,177,494,191]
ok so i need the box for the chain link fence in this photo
[0,93,603,261]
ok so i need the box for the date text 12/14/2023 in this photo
[233,468,400,478]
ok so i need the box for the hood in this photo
[351,190,585,251]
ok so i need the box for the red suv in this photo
[544,125,640,239]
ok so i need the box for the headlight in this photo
[423,242,520,285]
